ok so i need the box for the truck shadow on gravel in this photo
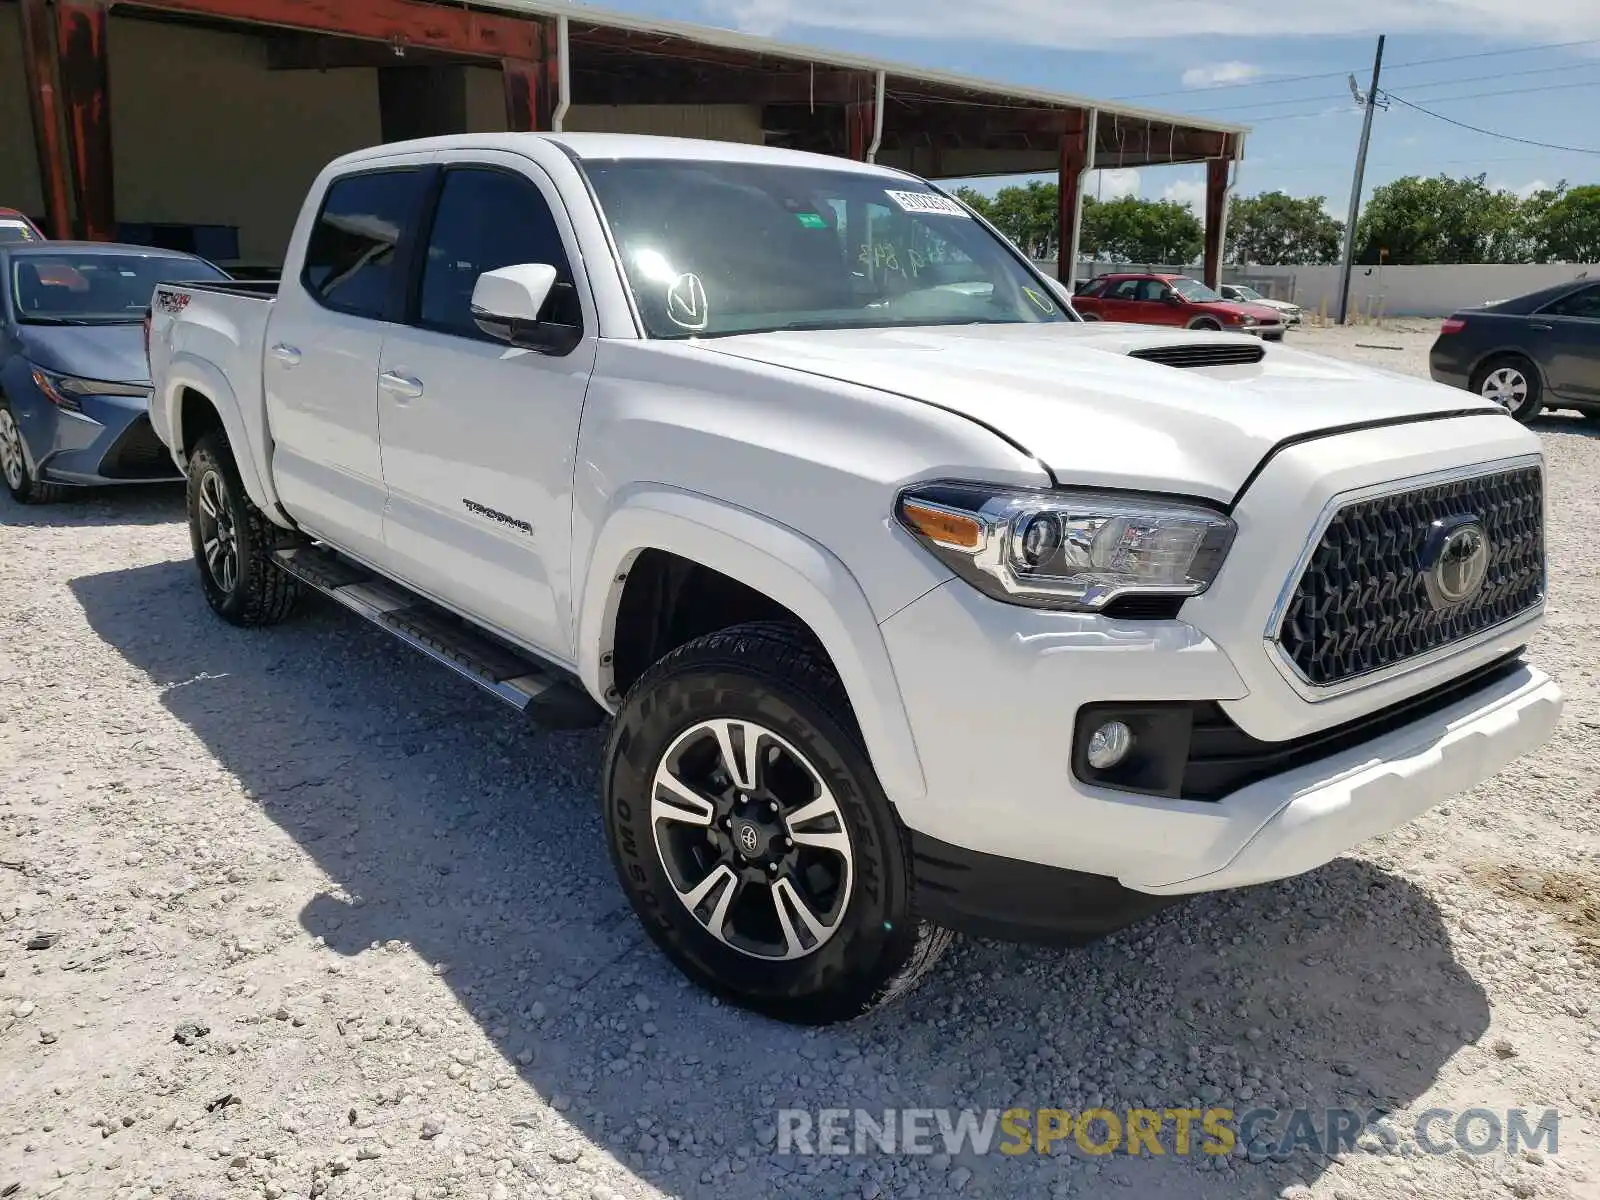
[73,559,1491,1200]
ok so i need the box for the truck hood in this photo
[697,322,1497,502]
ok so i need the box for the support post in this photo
[1055,113,1089,284]
[1337,35,1386,324]
[56,0,116,241]
[845,101,872,161]
[18,0,72,240]
[1201,134,1239,288]
[502,18,558,132]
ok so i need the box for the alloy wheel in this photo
[196,468,239,594]
[650,717,854,961]
[0,409,24,491]
[1480,365,1529,412]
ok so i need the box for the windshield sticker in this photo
[884,190,970,218]
[665,272,709,331]
[1022,286,1057,314]
[795,212,828,229]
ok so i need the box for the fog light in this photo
[1086,720,1134,770]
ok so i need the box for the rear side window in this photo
[1540,285,1600,320]
[417,167,581,338]
[302,169,426,320]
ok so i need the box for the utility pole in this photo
[1337,34,1385,325]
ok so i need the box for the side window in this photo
[1109,279,1141,300]
[418,167,581,338]
[1134,279,1167,302]
[1540,285,1600,320]
[302,169,425,319]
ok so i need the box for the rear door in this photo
[264,158,433,563]
[375,149,596,662]
[1097,278,1143,322]
[1534,284,1600,403]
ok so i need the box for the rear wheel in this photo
[602,621,952,1024]
[0,400,67,504]
[1472,355,1543,423]
[186,431,302,625]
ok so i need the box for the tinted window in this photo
[11,252,227,324]
[418,167,580,337]
[1540,285,1600,320]
[1134,279,1167,302]
[1108,279,1141,300]
[584,159,1069,339]
[303,169,425,319]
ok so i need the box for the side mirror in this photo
[470,263,581,355]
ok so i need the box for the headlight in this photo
[896,483,1236,612]
[1237,315,1258,326]
[29,365,149,414]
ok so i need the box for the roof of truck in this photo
[334,132,920,177]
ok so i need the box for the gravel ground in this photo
[4,326,1600,1200]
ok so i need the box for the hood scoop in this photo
[1128,342,1266,369]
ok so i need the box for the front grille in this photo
[1276,464,1544,688]
[99,414,176,480]
[1129,343,1265,369]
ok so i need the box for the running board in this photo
[273,545,604,730]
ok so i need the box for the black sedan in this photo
[1429,277,1600,423]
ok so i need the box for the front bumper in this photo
[10,382,179,486]
[879,415,1558,941]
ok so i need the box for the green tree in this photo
[986,180,1060,258]
[950,186,995,222]
[1354,174,1534,265]
[1225,191,1343,265]
[1082,196,1202,265]
[1532,183,1600,262]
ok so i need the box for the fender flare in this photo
[576,484,928,811]
[159,354,282,521]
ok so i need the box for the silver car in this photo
[0,242,227,503]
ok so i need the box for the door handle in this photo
[378,370,424,399]
[1527,323,1553,331]
[269,343,302,366]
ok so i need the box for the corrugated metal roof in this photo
[477,0,1251,137]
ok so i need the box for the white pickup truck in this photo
[147,132,1561,1025]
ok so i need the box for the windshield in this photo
[0,219,41,245]
[583,160,1071,338]
[11,252,225,324]
[1171,277,1224,303]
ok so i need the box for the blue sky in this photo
[585,0,1600,217]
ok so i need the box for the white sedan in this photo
[1220,282,1302,325]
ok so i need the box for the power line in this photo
[1384,92,1600,154]
[1113,36,1600,102]
[1189,74,1600,120]
[1386,77,1600,105]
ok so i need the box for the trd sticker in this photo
[462,498,533,536]
[884,190,970,218]
[155,289,191,314]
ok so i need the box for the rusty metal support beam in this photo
[1202,140,1234,289]
[57,0,116,241]
[502,19,557,132]
[18,0,72,240]
[1056,118,1088,284]
[127,0,540,58]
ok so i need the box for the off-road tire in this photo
[0,399,68,504]
[602,620,953,1025]
[186,431,302,626]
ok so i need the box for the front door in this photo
[376,153,595,664]
[264,161,432,562]
[1534,284,1600,403]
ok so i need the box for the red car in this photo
[0,208,46,245]
[1073,272,1285,341]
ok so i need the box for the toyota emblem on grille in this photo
[1420,516,1491,610]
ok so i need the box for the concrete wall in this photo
[0,1,44,220]
[109,16,382,266]
[1033,256,1600,317]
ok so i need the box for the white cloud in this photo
[702,0,1600,49]
[1094,168,1141,199]
[1161,179,1208,213]
[1181,61,1263,88]
[1506,179,1551,200]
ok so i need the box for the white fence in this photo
[1035,259,1599,319]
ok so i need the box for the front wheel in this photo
[0,400,67,504]
[186,431,302,625]
[602,621,952,1024]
